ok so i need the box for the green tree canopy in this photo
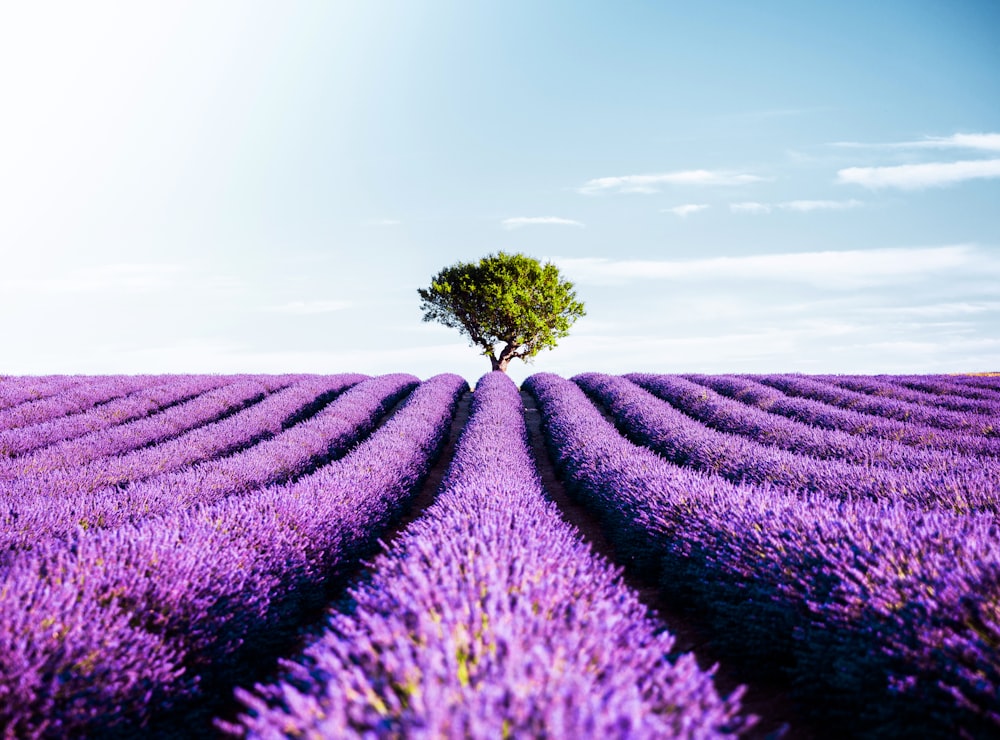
[417,252,585,372]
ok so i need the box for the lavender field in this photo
[1,371,998,738]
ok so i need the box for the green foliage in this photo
[418,252,585,371]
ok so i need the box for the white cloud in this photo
[782,199,863,212]
[837,159,1000,189]
[554,244,998,290]
[1,264,185,294]
[501,216,584,229]
[266,300,352,314]
[662,204,710,217]
[905,133,1000,152]
[730,202,772,214]
[578,170,765,195]
[731,199,862,213]
[846,337,1000,356]
[857,301,1000,318]
[832,133,1000,152]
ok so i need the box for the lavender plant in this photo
[756,374,997,436]
[0,376,294,482]
[0,374,388,558]
[627,372,969,469]
[0,375,96,414]
[576,373,1000,512]
[688,373,1000,457]
[819,374,1000,415]
[0,375,231,458]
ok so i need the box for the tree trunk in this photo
[489,342,518,373]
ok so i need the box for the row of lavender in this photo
[688,373,1000,456]
[574,373,1000,512]
[0,373,414,558]
[229,371,750,738]
[0,373,467,736]
[525,372,999,737]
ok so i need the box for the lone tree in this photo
[418,251,585,372]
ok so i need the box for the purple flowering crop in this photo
[2,369,997,738]
[626,372,973,469]
[0,376,296,483]
[818,374,1000,416]
[0,374,178,432]
[577,373,1000,512]
[0,374,466,737]
[957,375,1000,395]
[231,371,751,739]
[0,375,96,414]
[687,373,1000,457]
[525,372,1000,737]
[0,375,233,458]
[0,374,381,557]
[754,374,998,437]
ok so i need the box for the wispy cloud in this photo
[858,301,1000,319]
[578,170,765,195]
[555,244,997,290]
[365,218,401,226]
[730,199,863,214]
[782,199,863,212]
[730,202,772,214]
[832,133,1000,152]
[266,300,352,314]
[1,264,185,294]
[837,159,1000,189]
[501,216,584,229]
[901,133,1000,151]
[662,204,710,217]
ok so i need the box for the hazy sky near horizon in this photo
[2,1,998,383]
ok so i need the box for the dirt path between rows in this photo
[520,389,818,740]
[378,386,473,538]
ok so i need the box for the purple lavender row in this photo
[0,374,178,433]
[626,373,964,470]
[891,374,1000,403]
[817,374,1000,417]
[0,375,93,413]
[2,374,362,496]
[880,373,1000,404]
[754,374,997,437]
[955,374,1000,395]
[0,374,467,738]
[0,376,296,482]
[688,374,1000,458]
[0,374,411,558]
[525,372,1000,737]
[577,373,1000,512]
[0,374,233,458]
[231,371,750,739]
[90,373,369,485]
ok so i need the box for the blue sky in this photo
[1,1,998,383]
